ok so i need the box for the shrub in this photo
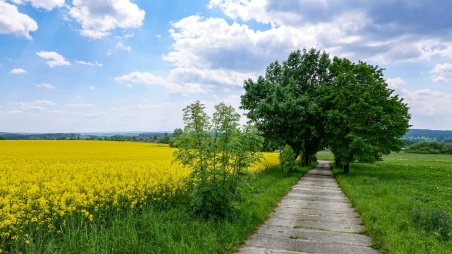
[280,145,296,174]
[173,101,263,220]
[405,141,452,155]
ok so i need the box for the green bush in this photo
[405,141,452,154]
[173,101,263,220]
[280,145,296,174]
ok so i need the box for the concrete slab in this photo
[236,161,377,254]
[244,235,378,254]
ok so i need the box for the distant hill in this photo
[2,129,452,144]
[0,131,172,141]
[404,129,452,143]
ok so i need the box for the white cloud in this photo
[11,0,65,11]
[386,77,406,90]
[68,0,145,39]
[36,83,55,89]
[116,42,131,51]
[65,103,96,109]
[115,71,205,94]
[431,63,452,82]
[89,85,95,90]
[10,67,27,74]
[37,51,70,67]
[0,0,38,39]
[15,100,56,111]
[157,14,367,92]
[208,0,274,25]
[402,88,452,117]
[433,76,447,83]
[76,60,103,67]
[207,0,452,64]
[432,63,452,75]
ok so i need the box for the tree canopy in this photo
[321,57,410,172]
[241,48,410,172]
[241,49,331,166]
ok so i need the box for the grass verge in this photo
[331,152,451,253]
[11,163,314,254]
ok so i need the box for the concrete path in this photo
[237,161,377,254]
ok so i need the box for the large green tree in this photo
[321,57,411,173]
[241,49,331,166]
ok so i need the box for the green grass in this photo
[13,164,314,254]
[328,151,451,253]
[316,150,335,161]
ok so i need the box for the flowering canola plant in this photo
[0,140,278,242]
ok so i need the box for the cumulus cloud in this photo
[431,63,452,82]
[36,83,55,89]
[432,76,447,83]
[10,67,27,74]
[115,71,205,94]
[432,63,452,75]
[207,0,452,64]
[143,14,365,93]
[0,0,38,39]
[402,89,452,117]
[386,77,406,90]
[15,100,56,111]
[68,0,145,39]
[11,0,65,11]
[36,51,70,67]
[75,60,103,67]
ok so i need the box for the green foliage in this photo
[279,145,296,174]
[242,48,411,173]
[168,128,183,147]
[405,141,452,154]
[321,57,410,172]
[241,48,331,166]
[0,136,4,140]
[333,152,452,252]
[173,101,263,219]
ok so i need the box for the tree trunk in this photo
[335,159,341,167]
[343,163,350,174]
[302,146,309,167]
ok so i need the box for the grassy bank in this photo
[11,164,314,253]
[328,152,451,253]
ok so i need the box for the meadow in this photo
[318,151,452,253]
[0,140,310,253]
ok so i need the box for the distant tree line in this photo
[0,132,183,145]
[404,129,452,144]
[405,141,452,154]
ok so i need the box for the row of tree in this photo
[241,48,411,172]
[405,141,452,154]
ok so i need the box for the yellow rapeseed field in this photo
[0,140,278,241]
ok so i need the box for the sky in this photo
[1,0,452,132]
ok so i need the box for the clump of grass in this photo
[412,206,451,241]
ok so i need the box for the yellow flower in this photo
[0,140,277,241]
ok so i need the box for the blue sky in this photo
[1,0,452,132]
